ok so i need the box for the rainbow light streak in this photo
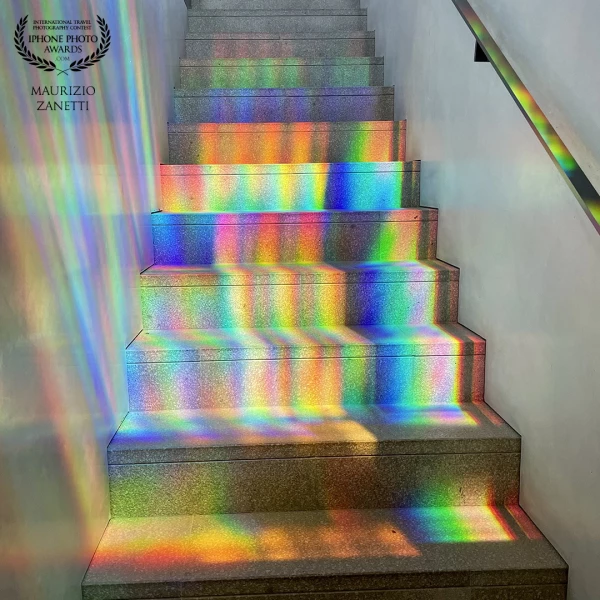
[0,0,178,592]
[139,262,454,329]
[403,506,516,543]
[90,512,420,574]
[180,59,379,89]
[87,506,541,577]
[114,404,480,448]
[153,214,434,265]
[126,324,484,411]
[167,121,406,165]
[454,0,600,226]
[160,162,417,213]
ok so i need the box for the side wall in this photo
[468,0,600,193]
[362,1,600,599]
[0,1,186,598]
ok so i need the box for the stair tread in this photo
[152,207,437,224]
[108,402,518,464]
[126,323,485,363]
[160,160,418,174]
[168,120,405,133]
[174,85,393,97]
[186,30,375,40]
[180,56,383,67]
[188,8,367,15]
[82,507,566,596]
[140,260,458,287]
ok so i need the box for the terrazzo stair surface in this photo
[180,57,384,89]
[125,324,486,411]
[83,0,567,596]
[193,0,362,8]
[168,121,407,164]
[106,403,521,518]
[108,441,519,518]
[160,161,420,212]
[187,9,368,34]
[82,508,566,600]
[152,208,439,265]
[185,31,376,59]
[107,403,518,464]
[139,261,460,329]
[173,86,395,123]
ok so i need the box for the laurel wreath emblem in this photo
[14,15,111,76]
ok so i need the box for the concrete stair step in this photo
[173,86,394,123]
[125,324,485,411]
[168,121,406,164]
[106,403,519,518]
[180,57,384,89]
[109,402,517,464]
[193,0,361,9]
[139,260,459,329]
[159,161,419,212]
[185,31,375,59]
[187,9,368,34]
[152,208,438,265]
[82,507,567,599]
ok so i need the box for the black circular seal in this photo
[14,15,111,76]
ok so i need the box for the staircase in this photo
[83,1,567,598]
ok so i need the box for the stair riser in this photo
[188,15,367,34]
[127,354,485,411]
[193,0,361,8]
[180,63,384,89]
[173,93,394,123]
[84,585,568,600]
[140,281,459,329]
[185,36,375,59]
[169,125,406,164]
[160,170,419,212]
[109,451,519,517]
[153,220,438,265]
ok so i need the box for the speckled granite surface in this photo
[83,0,568,596]
[82,508,566,599]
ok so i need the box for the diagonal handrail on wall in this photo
[451,0,600,234]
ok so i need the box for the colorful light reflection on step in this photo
[111,404,482,450]
[169,121,406,164]
[160,162,420,212]
[126,325,485,411]
[87,506,543,580]
[153,215,437,265]
[140,262,458,329]
[403,506,516,543]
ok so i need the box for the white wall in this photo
[468,0,600,194]
[0,1,186,598]
[362,1,600,599]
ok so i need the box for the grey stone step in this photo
[159,161,419,212]
[187,9,368,34]
[82,507,566,599]
[125,323,485,411]
[139,261,459,329]
[109,402,518,464]
[106,404,517,518]
[168,121,406,164]
[151,208,438,265]
[173,86,394,123]
[180,56,384,89]
[193,0,361,9]
[185,31,376,59]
